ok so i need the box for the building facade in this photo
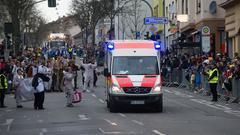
[220,0,240,58]
[165,0,226,56]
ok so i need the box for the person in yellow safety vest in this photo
[68,47,73,59]
[208,63,219,102]
[0,70,8,108]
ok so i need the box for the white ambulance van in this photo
[103,40,163,112]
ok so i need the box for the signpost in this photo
[201,26,211,53]
[144,17,168,25]
[148,25,158,34]
[136,32,141,39]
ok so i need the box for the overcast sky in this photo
[36,0,72,22]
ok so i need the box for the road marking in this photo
[104,119,118,126]
[87,89,90,93]
[23,115,27,118]
[92,94,97,98]
[165,98,191,108]
[78,114,89,120]
[5,109,12,112]
[152,130,166,135]
[131,120,144,126]
[38,120,43,123]
[41,128,47,132]
[165,89,193,98]
[164,89,173,93]
[99,128,135,134]
[1,119,14,132]
[174,91,193,98]
[190,98,240,117]
[99,98,105,103]
[119,113,126,117]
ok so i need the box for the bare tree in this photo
[72,0,107,45]
[0,5,8,39]
[72,0,90,45]
[120,0,147,39]
[0,0,39,54]
[101,0,130,39]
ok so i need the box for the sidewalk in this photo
[164,86,240,109]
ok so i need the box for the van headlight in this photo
[111,86,122,93]
[152,85,162,93]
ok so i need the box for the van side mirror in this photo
[104,68,110,77]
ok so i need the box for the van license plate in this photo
[131,100,145,105]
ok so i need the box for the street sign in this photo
[201,26,211,53]
[148,25,158,34]
[202,26,210,36]
[144,17,168,25]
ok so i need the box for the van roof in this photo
[110,40,155,49]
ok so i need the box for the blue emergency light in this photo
[154,41,161,50]
[106,42,115,51]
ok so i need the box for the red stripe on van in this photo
[115,42,154,49]
[115,76,133,88]
[141,75,157,87]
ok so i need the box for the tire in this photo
[106,100,109,108]
[109,100,118,113]
[155,95,163,112]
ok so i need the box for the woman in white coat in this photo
[63,66,75,107]
[80,59,97,92]
[13,69,24,108]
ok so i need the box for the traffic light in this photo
[48,0,56,7]
[144,32,150,40]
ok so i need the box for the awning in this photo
[171,42,200,49]
[179,42,200,47]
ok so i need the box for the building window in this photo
[185,0,188,14]
[196,0,201,14]
[182,0,184,14]
[172,1,175,20]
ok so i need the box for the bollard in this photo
[237,80,240,101]
[232,79,238,98]
[231,79,240,103]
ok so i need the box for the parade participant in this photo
[52,58,60,92]
[93,68,98,87]
[59,58,64,92]
[45,61,53,92]
[68,59,79,89]
[63,66,75,107]
[32,64,50,110]
[81,59,97,92]
[13,69,24,108]
[0,70,8,108]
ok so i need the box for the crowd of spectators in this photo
[161,52,240,102]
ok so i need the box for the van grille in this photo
[122,87,152,94]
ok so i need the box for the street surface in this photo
[1,71,240,135]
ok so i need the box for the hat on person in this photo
[37,65,46,74]
[203,59,209,65]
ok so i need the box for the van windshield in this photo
[112,56,159,75]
